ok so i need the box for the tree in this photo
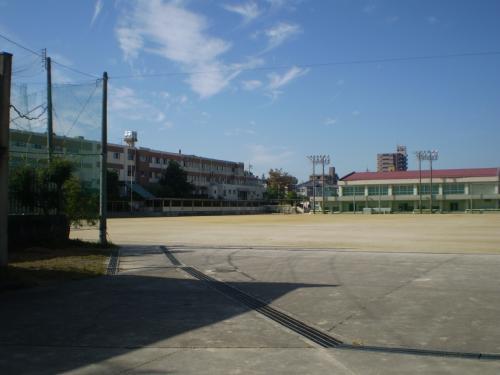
[157,161,194,198]
[266,169,298,199]
[9,158,98,225]
[63,176,98,227]
[107,170,121,201]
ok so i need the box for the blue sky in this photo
[1,0,500,181]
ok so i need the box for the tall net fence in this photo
[3,41,103,226]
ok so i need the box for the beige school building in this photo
[327,168,500,213]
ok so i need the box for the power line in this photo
[0,33,43,57]
[0,32,99,79]
[51,59,100,79]
[109,50,500,80]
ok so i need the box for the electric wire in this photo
[109,50,500,80]
[0,32,99,80]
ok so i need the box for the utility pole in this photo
[99,72,108,246]
[46,56,53,162]
[0,52,12,267]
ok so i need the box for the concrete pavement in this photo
[1,245,499,374]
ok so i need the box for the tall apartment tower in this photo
[377,145,408,172]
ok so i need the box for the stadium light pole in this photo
[415,151,424,214]
[416,150,439,213]
[429,150,438,213]
[321,155,330,214]
[307,155,317,213]
[307,155,330,214]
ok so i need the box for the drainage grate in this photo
[106,249,120,275]
[162,245,500,360]
[160,246,182,266]
[181,265,342,348]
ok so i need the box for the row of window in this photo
[343,184,466,196]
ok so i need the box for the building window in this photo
[419,184,439,194]
[443,183,465,195]
[127,165,135,177]
[393,185,413,195]
[128,150,134,160]
[368,186,388,196]
[113,152,120,159]
[343,186,364,196]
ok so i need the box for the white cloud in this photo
[324,117,337,126]
[116,1,260,98]
[90,0,103,26]
[265,0,301,12]
[263,22,301,50]
[266,66,309,98]
[110,85,171,126]
[222,2,260,23]
[242,79,262,90]
[115,26,143,61]
[248,144,294,170]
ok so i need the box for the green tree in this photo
[9,158,98,225]
[39,158,74,214]
[63,176,98,227]
[157,161,194,198]
[107,170,121,201]
[9,165,37,210]
[266,169,298,199]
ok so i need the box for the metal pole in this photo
[0,52,13,267]
[46,57,53,162]
[418,157,422,214]
[430,157,433,214]
[378,184,381,211]
[130,149,134,213]
[312,160,316,214]
[322,159,325,214]
[99,72,108,246]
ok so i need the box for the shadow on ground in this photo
[0,267,336,374]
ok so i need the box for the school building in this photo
[327,168,500,213]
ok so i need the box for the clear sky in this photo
[1,0,500,181]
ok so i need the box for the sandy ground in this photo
[73,213,500,253]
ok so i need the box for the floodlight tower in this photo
[428,150,439,213]
[415,150,439,213]
[415,151,424,214]
[321,155,331,213]
[307,155,330,214]
[124,131,138,212]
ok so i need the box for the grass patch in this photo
[0,240,115,291]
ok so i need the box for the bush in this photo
[9,158,98,226]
